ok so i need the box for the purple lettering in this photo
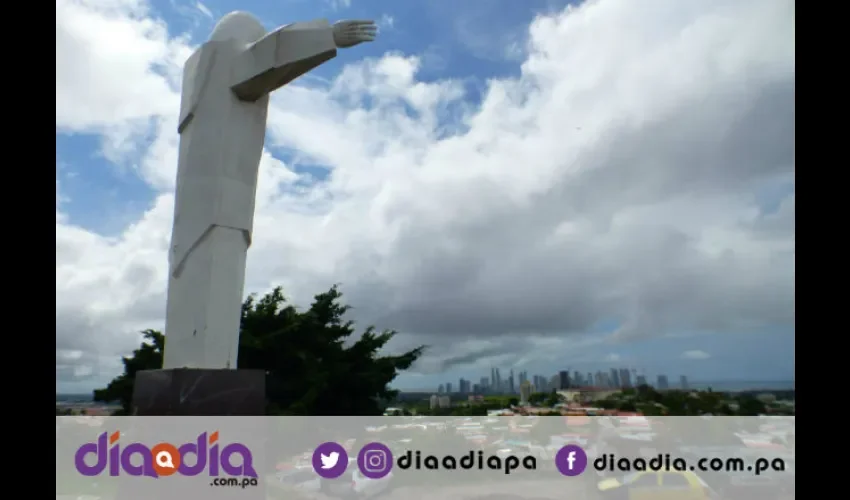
[220,444,257,477]
[209,443,219,476]
[73,431,255,479]
[109,440,120,476]
[74,433,106,476]
[178,433,207,476]
[120,444,157,477]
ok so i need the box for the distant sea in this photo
[56,394,97,403]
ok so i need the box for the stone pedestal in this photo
[118,369,267,500]
[132,368,266,415]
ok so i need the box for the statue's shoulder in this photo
[182,41,226,79]
[178,43,222,133]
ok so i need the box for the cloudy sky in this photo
[56,0,795,394]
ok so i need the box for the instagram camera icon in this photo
[358,443,393,479]
[365,450,386,472]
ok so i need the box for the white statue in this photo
[162,12,376,370]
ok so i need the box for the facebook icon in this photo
[555,445,588,476]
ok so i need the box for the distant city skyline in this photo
[400,378,795,393]
[389,328,794,394]
[425,364,792,394]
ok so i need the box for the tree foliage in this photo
[93,286,425,415]
[528,391,562,407]
[597,384,776,417]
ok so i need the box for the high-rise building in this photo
[635,375,647,387]
[508,370,515,394]
[559,370,570,389]
[429,394,438,409]
[519,380,532,405]
[610,368,621,388]
[446,382,452,393]
[573,371,582,387]
[680,375,688,390]
[657,375,669,390]
[620,368,632,388]
[587,372,594,387]
[437,384,444,393]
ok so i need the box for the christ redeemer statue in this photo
[162,12,376,370]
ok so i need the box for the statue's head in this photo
[210,11,266,44]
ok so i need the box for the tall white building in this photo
[519,380,533,405]
[429,394,438,409]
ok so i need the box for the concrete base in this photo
[132,368,266,415]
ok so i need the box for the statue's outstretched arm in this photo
[230,19,377,101]
[332,20,377,48]
[230,19,338,101]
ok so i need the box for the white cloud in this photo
[56,0,794,391]
[195,2,212,19]
[327,0,352,11]
[681,350,711,360]
[378,14,395,30]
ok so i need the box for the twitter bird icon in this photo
[312,442,348,479]
[320,451,339,469]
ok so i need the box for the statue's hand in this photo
[332,20,377,49]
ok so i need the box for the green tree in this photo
[617,401,637,412]
[450,406,488,416]
[597,398,619,410]
[93,286,425,416]
[635,384,659,401]
[544,392,562,407]
[636,403,663,416]
[528,392,548,405]
[737,395,767,416]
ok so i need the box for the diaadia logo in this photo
[74,431,258,479]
